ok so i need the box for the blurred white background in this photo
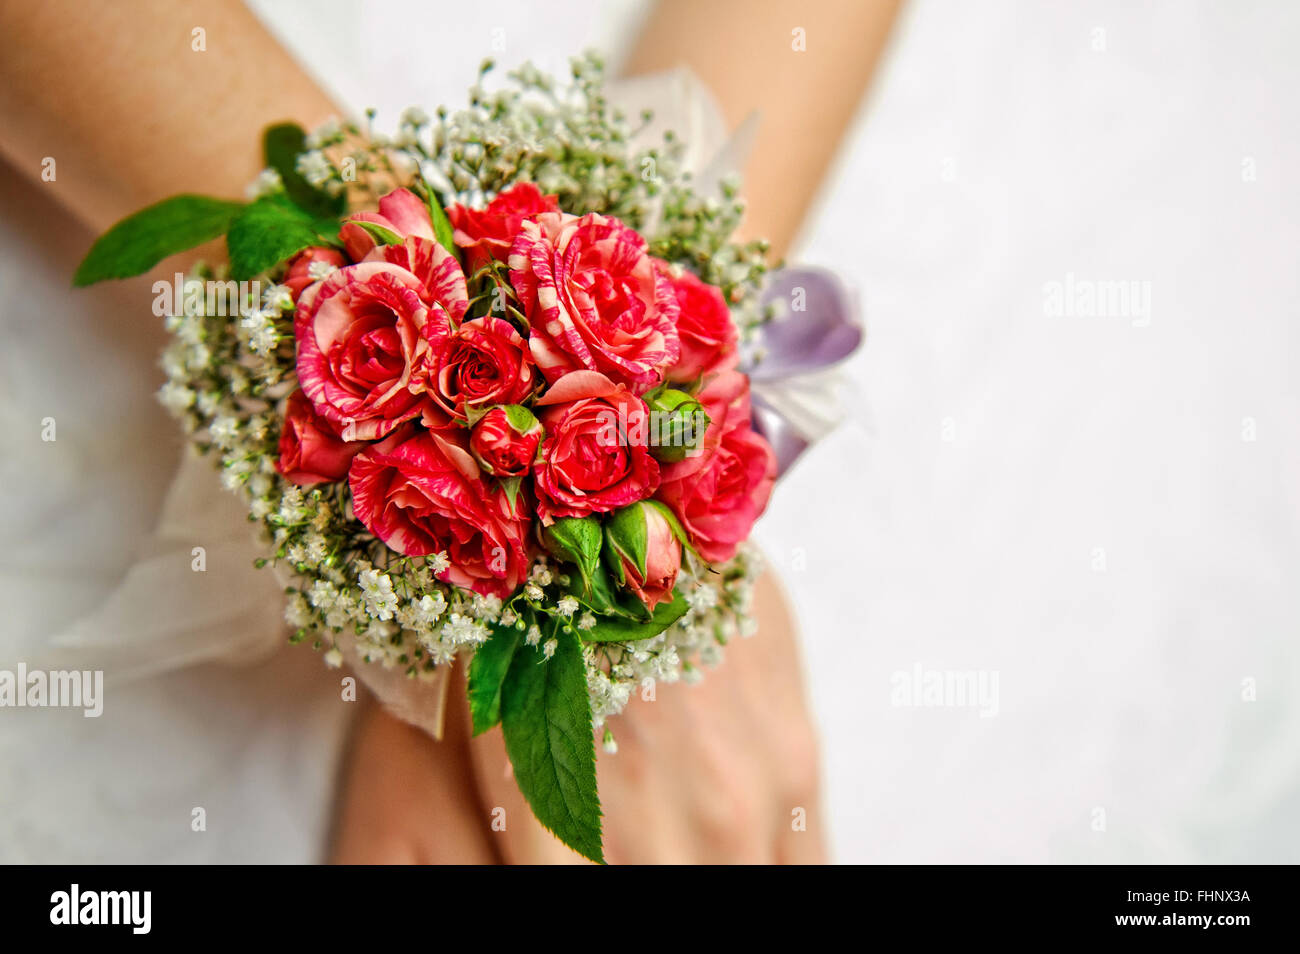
[2,0,1296,863]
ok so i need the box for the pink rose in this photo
[340,188,470,321]
[365,237,470,320]
[428,316,538,421]
[295,261,450,441]
[655,371,776,563]
[531,370,660,522]
[348,430,531,598]
[605,501,682,610]
[284,246,347,300]
[469,405,542,478]
[509,212,680,393]
[275,388,367,485]
[658,263,739,383]
[339,188,436,261]
[447,182,560,272]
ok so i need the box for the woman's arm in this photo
[623,0,901,258]
[0,0,338,233]
[0,0,502,865]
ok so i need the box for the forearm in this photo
[622,0,901,259]
[0,0,339,234]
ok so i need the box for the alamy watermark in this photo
[1043,273,1151,327]
[890,663,999,718]
[152,272,264,318]
[50,885,150,934]
[0,664,104,717]
[594,406,709,453]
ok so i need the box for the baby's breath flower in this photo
[307,259,338,281]
[157,381,195,413]
[296,150,334,188]
[262,283,293,312]
[359,567,399,621]
[245,168,283,199]
[209,415,239,448]
[415,592,447,623]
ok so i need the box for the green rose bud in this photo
[643,387,710,463]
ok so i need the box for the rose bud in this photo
[602,501,682,610]
[469,405,542,478]
[644,387,710,463]
[284,246,347,300]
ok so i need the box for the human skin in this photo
[0,0,899,864]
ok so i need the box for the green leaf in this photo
[264,122,346,218]
[500,624,603,863]
[467,622,523,735]
[418,182,460,260]
[580,590,690,643]
[429,200,458,259]
[73,194,245,286]
[349,219,403,247]
[227,195,339,280]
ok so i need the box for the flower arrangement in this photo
[74,55,784,864]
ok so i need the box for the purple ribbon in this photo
[743,266,862,476]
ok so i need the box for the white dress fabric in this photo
[2,0,1298,864]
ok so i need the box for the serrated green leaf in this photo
[500,625,603,863]
[73,194,245,286]
[227,196,339,280]
[264,122,346,218]
[579,590,690,643]
[467,622,523,735]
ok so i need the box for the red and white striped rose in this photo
[508,212,680,393]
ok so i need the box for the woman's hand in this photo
[330,679,501,864]
[331,570,826,864]
[471,571,825,864]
